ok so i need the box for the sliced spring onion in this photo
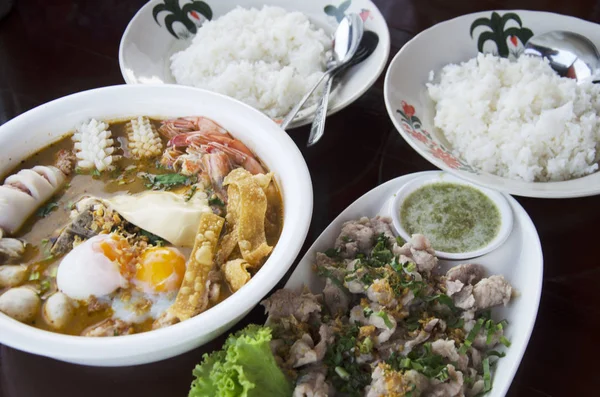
[459,318,485,355]
[28,272,40,281]
[500,336,512,347]
[373,311,394,329]
[486,350,506,358]
[483,357,492,392]
[334,366,350,380]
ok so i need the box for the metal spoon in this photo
[307,30,381,147]
[279,14,363,130]
[524,30,600,82]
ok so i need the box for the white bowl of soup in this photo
[0,84,312,366]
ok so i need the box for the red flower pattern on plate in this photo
[431,146,461,169]
[401,101,415,118]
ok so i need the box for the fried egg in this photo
[57,234,129,300]
[134,246,186,293]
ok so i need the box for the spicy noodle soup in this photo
[0,116,282,336]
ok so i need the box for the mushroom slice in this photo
[169,212,224,321]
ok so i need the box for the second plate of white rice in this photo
[385,9,600,198]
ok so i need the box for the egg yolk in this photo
[96,235,136,278]
[135,247,186,293]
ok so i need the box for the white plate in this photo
[285,171,543,397]
[119,0,390,128]
[384,10,600,198]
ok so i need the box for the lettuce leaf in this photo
[189,325,292,397]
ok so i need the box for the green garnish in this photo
[91,169,102,178]
[335,366,350,380]
[140,172,196,190]
[500,336,512,347]
[373,311,394,329]
[363,307,374,317]
[368,233,393,267]
[341,236,352,243]
[140,230,165,246]
[208,196,225,207]
[37,201,59,217]
[387,343,448,379]
[483,357,492,392]
[459,318,485,355]
[324,248,341,259]
[487,350,506,358]
[358,337,373,354]
[49,267,58,278]
[40,280,51,292]
[396,236,406,245]
[185,185,198,202]
[28,271,40,281]
[324,325,371,396]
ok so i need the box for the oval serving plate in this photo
[384,10,600,198]
[119,0,391,129]
[284,171,543,397]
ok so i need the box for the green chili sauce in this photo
[400,182,501,253]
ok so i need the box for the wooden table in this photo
[1,0,598,396]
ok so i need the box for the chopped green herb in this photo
[49,266,58,278]
[403,261,416,273]
[373,311,394,329]
[435,365,450,382]
[500,336,511,347]
[341,236,352,243]
[368,233,393,267]
[324,325,371,396]
[396,236,406,245]
[91,169,102,178]
[140,229,166,246]
[208,196,225,207]
[459,318,485,355]
[358,337,373,354]
[185,185,198,202]
[486,350,506,358]
[140,172,196,190]
[40,280,51,292]
[37,201,59,217]
[28,271,40,281]
[483,357,492,392]
[363,307,373,317]
[387,343,447,379]
[324,248,341,259]
[316,267,347,293]
[335,366,350,380]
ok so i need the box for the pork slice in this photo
[293,365,332,397]
[472,275,512,309]
[335,217,374,258]
[82,319,134,337]
[262,289,321,323]
[323,278,349,317]
[446,264,486,285]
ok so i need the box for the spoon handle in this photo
[307,73,334,146]
[280,71,331,130]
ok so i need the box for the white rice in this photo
[427,53,600,182]
[170,6,331,119]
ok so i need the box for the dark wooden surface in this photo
[1,0,599,396]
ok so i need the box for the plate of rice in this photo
[119,0,390,129]
[384,10,600,198]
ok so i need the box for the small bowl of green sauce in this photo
[391,173,513,260]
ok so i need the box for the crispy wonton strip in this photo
[169,212,224,321]
[219,168,273,267]
[223,259,252,292]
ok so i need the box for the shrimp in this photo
[158,116,227,139]
[205,142,264,175]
